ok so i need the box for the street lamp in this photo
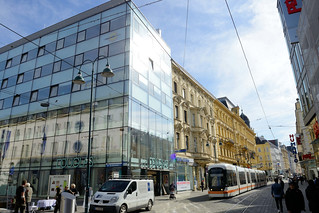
[73,56,114,213]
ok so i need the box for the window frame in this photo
[17,74,24,84]
[50,85,59,97]
[21,53,28,63]
[77,30,86,42]
[53,61,62,73]
[56,38,65,50]
[38,46,45,57]
[34,67,42,79]
[1,78,8,89]
[100,21,110,34]
[13,95,20,106]
[5,59,12,68]
[30,90,38,102]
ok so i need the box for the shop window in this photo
[34,67,42,79]
[17,74,24,84]
[77,30,86,42]
[13,95,20,106]
[5,59,12,68]
[30,90,38,102]
[56,38,65,50]
[50,85,58,97]
[38,46,45,56]
[21,53,28,63]
[53,61,62,73]
[1,79,8,89]
[101,21,110,34]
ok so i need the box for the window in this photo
[192,114,195,126]
[128,181,137,192]
[53,61,61,73]
[191,94,194,103]
[50,85,58,97]
[56,38,65,50]
[173,81,177,93]
[99,45,109,57]
[176,133,180,149]
[101,21,110,34]
[194,137,197,152]
[30,91,38,102]
[1,79,8,89]
[72,83,81,92]
[5,59,12,68]
[258,148,261,152]
[186,136,189,150]
[13,95,20,106]
[0,99,3,110]
[38,46,45,56]
[34,67,41,79]
[175,106,178,119]
[17,74,24,84]
[149,59,154,71]
[184,110,187,123]
[21,53,28,63]
[74,54,84,66]
[77,30,86,42]
[182,88,186,99]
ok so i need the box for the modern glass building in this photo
[0,0,174,198]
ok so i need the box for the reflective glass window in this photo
[96,73,107,86]
[109,40,125,56]
[28,49,38,60]
[30,90,38,102]
[11,55,20,67]
[21,53,28,63]
[1,78,8,88]
[13,95,20,106]
[74,54,84,66]
[7,75,17,87]
[86,25,100,40]
[58,82,72,95]
[45,41,56,54]
[99,45,108,57]
[0,61,6,71]
[64,34,77,47]
[38,46,45,56]
[38,87,50,101]
[61,56,74,71]
[41,63,53,77]
[53,61,61,73]
[50,85,58,97]
[77,30,86,42]
[20,92,30,105]
[17,74,24,84]
[56,38,65,50]
[110,16,126,31]
[72,83,81,92]
[84,49,98,62]
[24,70,34,82]
[3,97,13,109]
[0,99,3,109]
[101,22,110,34]
[5,59,12,68]
[34,67,42,79]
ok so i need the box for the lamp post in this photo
[73,56,114,213]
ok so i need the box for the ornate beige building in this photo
[172,60,257,191]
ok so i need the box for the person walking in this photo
[25,183,33,213]
[15,180,26,213]
[54,187,61,213]
[279,178,285,192]
[271,178,284,213]
[285,182,305,213]
[169,182,176,199]
[305,180,319,213]
[200,180,204,192]
[70,183,79,212]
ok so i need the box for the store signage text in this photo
[313,121,319,139]
[289,134,298,163]
[148,157,169,170]
[56,156,94,169]
[284,0,301,14]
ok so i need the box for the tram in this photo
[207,163,267,198]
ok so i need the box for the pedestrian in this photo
[70,183,79,212]
[285,182,305,213]
[64,185,73,194]
[15,179,26,213]
[54,187,61,213]
[279,177,285,192]
[271,178,284,213]
[305,180,319,213]
[25,183,33,213]
[200,180,204,192]
[169,182,176,199]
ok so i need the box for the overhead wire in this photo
[224,0,276,139]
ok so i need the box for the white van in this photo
[89,179,154,213]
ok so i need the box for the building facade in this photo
[0,0,174,198]
[256,137,272,177]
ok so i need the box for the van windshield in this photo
[99,180,130,192]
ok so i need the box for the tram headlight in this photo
[221,189,223,191]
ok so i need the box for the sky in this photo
[0,0,298,146]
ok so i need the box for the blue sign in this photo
[294,159,298,163]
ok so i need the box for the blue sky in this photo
[0,0,297,146]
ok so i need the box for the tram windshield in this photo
[208,168,225,187]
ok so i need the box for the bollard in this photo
[60,192,76,213]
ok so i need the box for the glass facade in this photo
[0,1,173,198]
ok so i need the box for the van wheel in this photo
[146,199,153,211]
[119,204,127,213]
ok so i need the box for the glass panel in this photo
[53,61,61,73]
[77,31,86,42]
[56,38,65,50]
[38,87,50,101]
[86,25,100,40]
[13,96,20,106]
[28,49,38,61]
[41,63,53,77]
[110,15,126,31]
[20,92,30,105]
[61,56,74,71]
[50,85,58,97]
[74,54,83,66]
[99,45,108,57]
[64,34,77,47]
[34,67,41,79]
[21,53,28,63]
[109,40,125,56]
[58,82,72,96]
[23,70,34,82]
[101,22,110,34]
[7,75,17,87]
[30,91,38,102]
[38,46,45,56]
[45,41,56,54]
[84,49,98,62]
[17,74,24,84]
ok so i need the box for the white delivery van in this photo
[89,179,154,213]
